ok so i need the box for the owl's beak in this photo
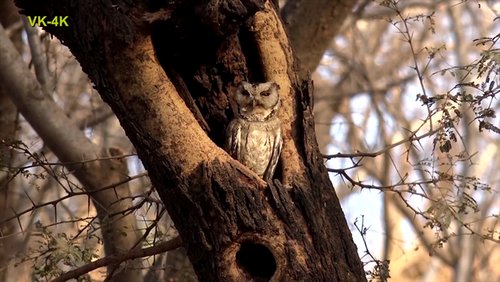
[253,97,265,107]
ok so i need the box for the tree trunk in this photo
[14,0,366,280]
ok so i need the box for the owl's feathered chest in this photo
[226,117,282,177]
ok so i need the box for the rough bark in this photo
[0,24,143,282]
[13,0,366,280]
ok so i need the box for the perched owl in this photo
[226,81,282,180]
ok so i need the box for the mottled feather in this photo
[226,81,282,180]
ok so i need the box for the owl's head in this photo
[232,81,280,121]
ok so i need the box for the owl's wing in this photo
[263,127,282,180]
[225,120,241,160]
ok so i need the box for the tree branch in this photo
[51,236,183,282]
[282,0,360,74]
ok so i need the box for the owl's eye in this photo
[261,91,271,97]
[241,90,251,96]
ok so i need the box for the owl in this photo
[225,81,282,180]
